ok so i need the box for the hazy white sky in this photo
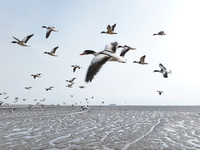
[0,0,200,106]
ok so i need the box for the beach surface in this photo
[1,105,200,150]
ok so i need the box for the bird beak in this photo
[80,53,85,55]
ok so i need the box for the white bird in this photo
[11,34,34,46]
[153,31,166,36]
[42,26,58,39]
[101,24,117,34]
[44,46,59,56]
[154,63,171,78]
[133,55,148,65]
[80,42,126,82]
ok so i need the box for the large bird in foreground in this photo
[80,42,126,82]
[11,34,34,46]
[154,63,171,78]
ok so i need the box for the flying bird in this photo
[101,24,117,34]
[25,86,32,90]
[4,96,9,100]
[11,34,34,46]
[42,26,58,39]
[80,42,126,82]
[157,90,164,95]
[71,65,81,72]
[153,31,166,36]
[117,45,136,57]
[0,101,3,106]
[31,73,42,79]
[154,63,171,78]
[79,86,86,89]
[66,83,74,88]
[133,55,148,65]
[66,78,76,84]
[45,86,54,91]
[44,46,59,56]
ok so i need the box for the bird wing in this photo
[111,24,116,31]
[73,67,77,72]
[107,25,112,32]
[162,70,168,78]
[23,34,34,43]
[85,54,110,82]
[140,55,146,63]
[159,63,167,70]
[46,29,52,38]
[120,47,129,57]
[13,36,20,42]
[51,46,59,53]
[104,42,118,53]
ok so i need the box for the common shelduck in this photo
[11,34,34,46]
[154,63,171,78]
[42,26,58,38]
[80,42,126,82]
[101,24,117,35]
[133,55,148,65]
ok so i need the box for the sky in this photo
[0,0,200,106]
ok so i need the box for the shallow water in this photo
[1,106,200,150]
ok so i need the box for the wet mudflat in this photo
[0,105,200,150]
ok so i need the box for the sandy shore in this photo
[0,105,200,150]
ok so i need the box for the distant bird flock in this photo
[0,24,170,110]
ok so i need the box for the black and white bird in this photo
[45,86,54,91]
[157,90,164,95]
[31,73,42,79]
[42,26,58,39]
[66,78,76,84]
[66,83,74,88]
[25,86,32,90]
[133,55,148,65]
[44,46,59,56]
[154,63,171,78]
[101,24,117,35]
[153,31,166,36]
[11,34,34,46]
[71,65,81,72]
[117,45,136,57]
[80,42,126,82]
